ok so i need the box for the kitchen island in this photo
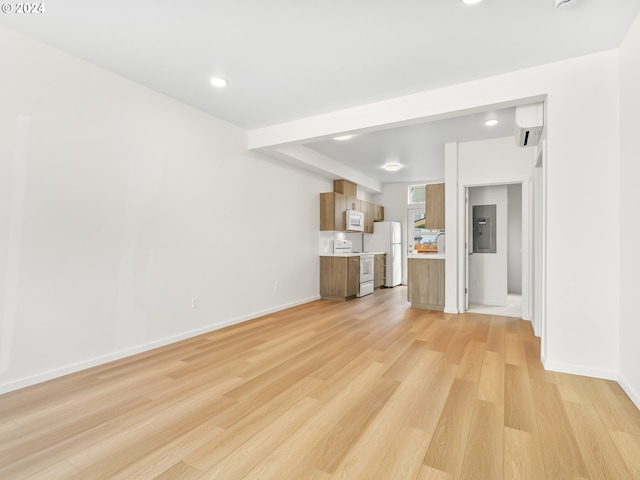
[407,254,445,310]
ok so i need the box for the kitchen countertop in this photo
[408,253,446,260]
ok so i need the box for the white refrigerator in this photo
[364,221,402,287]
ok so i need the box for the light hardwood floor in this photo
[1,286,640,479]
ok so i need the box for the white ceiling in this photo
[3,0,639,183]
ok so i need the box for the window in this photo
[408,184,425,205]
[408,208,440,254]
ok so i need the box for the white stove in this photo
[333,240,374,298]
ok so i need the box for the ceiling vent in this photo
[515,103,544,148]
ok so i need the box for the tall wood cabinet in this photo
[320,256,360,300]
[407,258,445,310]
[426,183,445,230]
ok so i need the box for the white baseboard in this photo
[0,295,320,396]
[543,360,618,381]
[618,373,640,411]
[444,307,459,314]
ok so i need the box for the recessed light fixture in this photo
[555,0,580,9]
[462,0,483,4]
[484,119,499,126]
[209,77,228,88]
[384,164,401,172]
[334,135,353,141]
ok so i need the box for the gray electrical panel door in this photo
[472,204,497,253]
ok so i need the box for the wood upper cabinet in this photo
[320,179,384,232]
[334,180,358,211]
[320,192,346,231]
[407,258,445,310]
[320,256,359,300]
[373,204,384,223]
[374,254,386,288]
[426,183,445,230]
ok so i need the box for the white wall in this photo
[0,27,330,394]
[468,185,508,306]
[508,183,523,294]
[619,13,640,407]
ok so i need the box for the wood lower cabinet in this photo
[320,256,360,300]
[374,254,386,288]
[407,258,445,310]
[426,183,445,230]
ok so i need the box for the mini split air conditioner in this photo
[515,103,544,147]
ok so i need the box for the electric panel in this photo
[472,204,497,254]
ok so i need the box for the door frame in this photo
[457,177,532,322]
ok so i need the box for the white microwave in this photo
[346,209,364,232]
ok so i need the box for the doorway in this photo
[465,183,525,318]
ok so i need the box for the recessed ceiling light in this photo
[209,77,228,88]
[334,135,353,141]
[462,0,483,4]
[555,0,580,8]
[484,119,499,126]
[384,164,401,172]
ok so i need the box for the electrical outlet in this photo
[191,296,199,309]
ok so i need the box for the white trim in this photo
[444,307,459,314]
[618,373,640,411]
[543,361,618,382]
[0,295,320,396]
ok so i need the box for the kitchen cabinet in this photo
[374,254,386,289]
[334,179,358,211]
[373,204,385,223]
[320,179,384,232]
[320,256,360,300]
[320,192,346,231]
[407,257,445,310]
[426,183,445,230]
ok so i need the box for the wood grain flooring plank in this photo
[459,400,504,480]
[329,351,441,480]
[243,361,387,480]
[415,465,454,480]
[197,397,319,479]
[405,354,458,433]
[304,377,400,474]
[609,430,640,479]
[153,461,203,480]
[505,331,527,366]
[371,426,432,480]
[455,340,487,383]
[21,460,79,479]
[565,401,634,479]
[503,427,546,480]
[530,379,590,479]
[504,363,537,433]
[477,350,505,403]
[422,378,477,477]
